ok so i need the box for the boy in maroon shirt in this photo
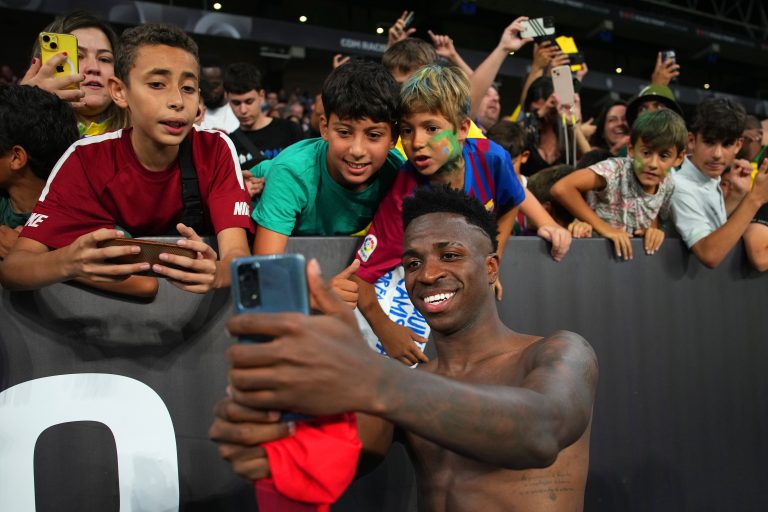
[0,24,252,293]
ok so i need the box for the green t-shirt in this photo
[0,193,30,229]
[251,138,403,236]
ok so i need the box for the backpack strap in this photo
[177,135,207,234]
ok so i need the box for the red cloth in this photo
[255,413,361,512]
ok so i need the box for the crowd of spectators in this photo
[1,7,767,330]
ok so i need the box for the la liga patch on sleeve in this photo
[357,234,378,262]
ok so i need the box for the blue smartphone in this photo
[230,254,311,421]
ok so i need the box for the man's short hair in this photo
[527,164,576,226]
[115,23,199,83]
[631,109,688,153]
[402,186,499,253]
[223,62,263,95]
[322,60,400,133]
[0,85,78,180]
[487,120,528,159]
[689,96,746,143]
[400,65,470,130]
[382,38,437,76]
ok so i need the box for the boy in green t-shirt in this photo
[250,60,404,254]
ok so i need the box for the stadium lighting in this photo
[376,27,384,34]
[299,15,308,23]
[213,2,221,10]
[615,67,623,74]
[704,83,711,90]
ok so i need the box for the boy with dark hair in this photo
[670,97,768,268]
[224,62,302,168]
[485,119,530,175]
[211,185,598,512]
[0,23,252,293]
[552,109,687,259]
[349,65,569,365]
[249,60,404,254]
[0,84,78,256]
[526,164,576,228]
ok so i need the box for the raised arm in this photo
[428,30,473,77]
[744,222,768,272]
[470,17,532,120]
[224,260,597,470]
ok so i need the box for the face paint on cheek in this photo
[633,155,645,175]
[430,130,461,159]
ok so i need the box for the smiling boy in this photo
[249,60,403,254]
[551,109,687,260]
[670,97,768,268]
[349,65,546,365]
[0,24,252,293]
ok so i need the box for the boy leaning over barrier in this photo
[345,65,543,365]
[551,109,687,260]
[0,24,252,293]
[249,60,404,254]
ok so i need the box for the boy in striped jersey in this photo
[346,65,569,365]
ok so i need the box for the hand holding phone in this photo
[99,238,197,277]
[39,32,79,88]
[520,17,556,41]
[231,254,312,422]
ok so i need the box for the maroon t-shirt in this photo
[22,127,254,248]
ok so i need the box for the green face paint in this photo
[430,129,462,158]
[632,155,645,175]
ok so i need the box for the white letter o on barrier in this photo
[0,373,179,511]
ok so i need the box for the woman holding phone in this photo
[23,10,128,137]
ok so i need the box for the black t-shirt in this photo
[230,118,304,169]
[753,202,768,226]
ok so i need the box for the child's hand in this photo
[537,224,572,262]
[601,227,633,260]
[638,227,665,255]
[330,260,360,309]
[388,11,416,47]
[568,219,593,239]
[377,320,429,366]
[242,170,264,197]
[63,228,150,281]
[152,223,218,293]
[428,30,458,60]
[0,225,22,259]
[20,55,86,107]
[494,280,503,301]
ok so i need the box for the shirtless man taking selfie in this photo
[210,186,598,511]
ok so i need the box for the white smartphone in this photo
[520,17,556,40]
[551,65,576,107]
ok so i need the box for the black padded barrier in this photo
[0,237,766,511]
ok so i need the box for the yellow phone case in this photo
[39,32,79,85]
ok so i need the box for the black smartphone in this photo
[230,254,311,422]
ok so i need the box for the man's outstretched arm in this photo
[224,260,598,470]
